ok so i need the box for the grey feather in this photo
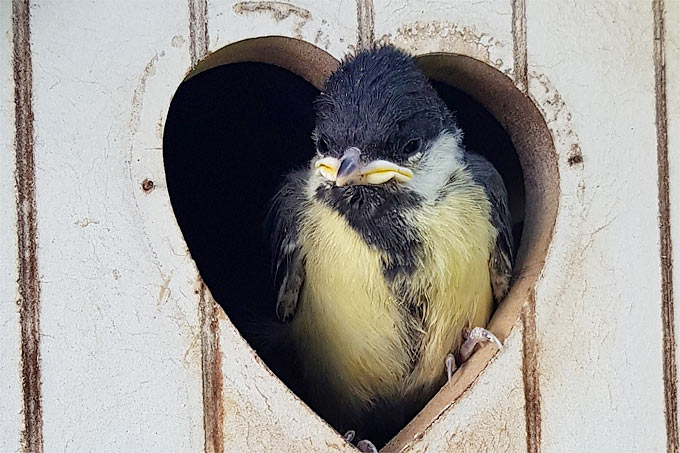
[267,169,308,322]
[466,152,514,301]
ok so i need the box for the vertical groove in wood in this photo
[199,282,224,453]
[653,1,679,451]
[522,293,542,453]
[187,3,221,449]
[514,0,540,451]
[356,0,374,50]
[189,0,209,66]
[12,0,44,451]
[511,0,528,93]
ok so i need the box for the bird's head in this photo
[310,45,466,207]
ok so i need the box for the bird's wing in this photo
[267,169,309,322]
[467,153,514,301]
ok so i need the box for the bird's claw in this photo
[446,327,503,382]
[344,430,377,452]
[357,439,378,453]
[459,327,502,361]
[445,353,456,381]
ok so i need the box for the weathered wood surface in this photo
[2,0,678,451]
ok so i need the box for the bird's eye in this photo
[403,138,423,155]
[317,136,330,154]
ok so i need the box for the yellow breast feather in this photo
[291,201,410,421]
[405,177,496,392]
[289,170,497,419]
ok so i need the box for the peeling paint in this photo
[314,28,331,51]
[74,218,99,228]
[157,276,171,307]
[156,113,165,141]
[379,21,502,69]
[171,34,185,48]
[129,54,159,137]
[567,145,584,167]
[529,72,582,165]
[233,1,310,22]
[233,1,311,38]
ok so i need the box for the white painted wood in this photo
[527,1,666,450]
[406,326,527,453]
[3,0,674,451]
[208,0,358,58]
[30,2,205,451]
[217,309,356,452]
[0,4,23,452]
[373,0,515,76]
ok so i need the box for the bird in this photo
[265,45,513,450]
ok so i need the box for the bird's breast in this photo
[292,201,410,416]
[290,183,497,419]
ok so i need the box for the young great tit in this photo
[267,45,513,450]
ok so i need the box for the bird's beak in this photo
[314,147,413,187]
[335,147,362,187]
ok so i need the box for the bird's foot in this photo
[459,326,503,362]
[445,353,457,382]
[446,327,503,381]
[344,430,378,453]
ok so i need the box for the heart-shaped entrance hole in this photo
[164,37,556,450]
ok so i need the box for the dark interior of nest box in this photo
[164,56,525,448]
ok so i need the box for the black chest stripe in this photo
[314,183,424,281]
[315,183,428,374]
